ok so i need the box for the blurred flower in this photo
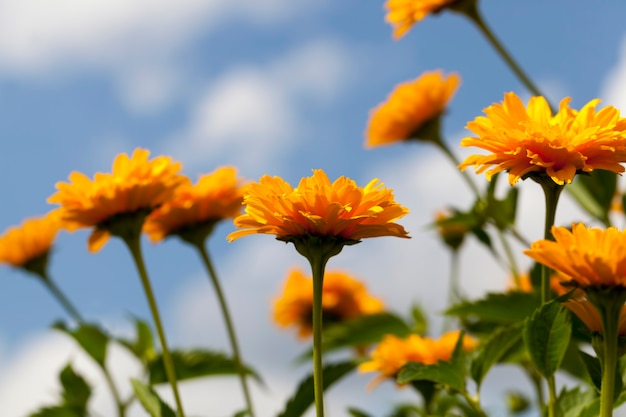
[564,299,626,336]
[144,166,245,244]
[434,210,467,250]
[507,274,533,293]
[48,148,188,252]
[273,268,385,338]
[0,211,61,277]
[359,331,477,388]
[365,71,460,148]
[525,223,626,289]
[227,169,410,244]
[385,0,461,39]
[460,93,626,186]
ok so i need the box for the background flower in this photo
[385,0,460,39]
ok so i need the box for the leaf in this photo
[523,300,572,378]
[59,364,91,410]
[397,334,467,392]
[447,292,540,325]
[53,322,109,367]
[579,350,602,392]
[29,406,85,417]
[131,379,176,417]
[470,322,523,389]
[276,361,356,417]
[346,408,373,417]
[568,170,617,227]
[486,184,519,230]
[410,304,428,335]
[555,386,598,417]
[117,316,156,363]
[297,313,411,361]
[148,349,261,385]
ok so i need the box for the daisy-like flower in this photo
[365,71,460,148]
[273,268,385,338]
[459,93,626,186]
[227,169,410,244]
[386,0,461,39]
[358,331,477,388]
[0,211,61,276]
[564,299,626,336]
[524,223,626,289]
[48,148,189,252]
[144,166,245,244]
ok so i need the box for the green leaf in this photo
[447,292,540,325]
[579,350,602,392]
[410,304,428,335]
[59,364,91,410]
[130,379,176,417]
[118,316,156,363]
[346,408,373,417]
[486,185,519,230]
[148,349,261,385]
[555,386,598,417]
[523,300,572,378]
[54,322,109,367]
[470,322,523,389]
[276,361,356,417]
[29,406,85,417]
[397,334,466,392]
[568,170,617,227]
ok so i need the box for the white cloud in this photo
[601,34,626,111]
[162,38,353,173]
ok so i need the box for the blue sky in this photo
[1,1,626,416]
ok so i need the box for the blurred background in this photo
[1,0,626,415]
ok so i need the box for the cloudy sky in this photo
[1,1,626,416]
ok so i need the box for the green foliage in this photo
[130,379,177,417]
[470,322,523,389]
[29,364,92,417]
[555,386,599,417]
[53,322,110,367]
[484,173,519,230]
[523,300,572,378]
[397,334,467,392]
[117,316,157,364]
[148,349,261,385]
[568,170,617,227]
[276,361,357,417]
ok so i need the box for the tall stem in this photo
[598,301,621,417]
[538,180,564,304]
[460,4,549,106]
[310,252,328,417]
[123,235,186,417]
[195,243,255,417]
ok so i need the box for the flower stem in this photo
[459,3,549,105]
[598,300,621,417]
[538,180,564,304]
[123,234,186,417]
[194,243,255,417]
[311,252,328,417]
[39,273,126,417]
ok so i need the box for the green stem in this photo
[194,243,255,417]
[538,180,564,304]
[434,138,481,199]
[123,235,186,417]
[311,252,328,417]
[599,302,620,417]
[459,3,549,104]
[39,273,126,417]
[547,377,557,417]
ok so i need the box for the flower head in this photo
[459,93,626,185]
[144,166,245,244]
[524,223,626,289]
[0,211,61,277]
[365,71,460,148]
[48,148,188,252]
[358,331,477,388]
[227,169,410,244]
[273,268,384,339]
[385,0,461,39]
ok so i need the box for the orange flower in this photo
[358,331,477,388]
[564,299,626,336]
[227,169,410,243]
[365,71,460,148]
[48,148,188,252]
[459,93,626,186]
[273,268,385,338]
[524,223,626,289]
[385,0,460,39]
[144,166,245,243]
[0,211,61,275]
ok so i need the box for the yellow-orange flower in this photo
[525,223,626,289]
[359,331,477,388]
[459,93,626,186]
[365,71,460,148]
[0,211,61,274]
[564,299,626,336]
[385,0,460,39]
[144,166,245,243]
[227,169,410,243]
[48,148,189,252]
[273,268,385,338]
